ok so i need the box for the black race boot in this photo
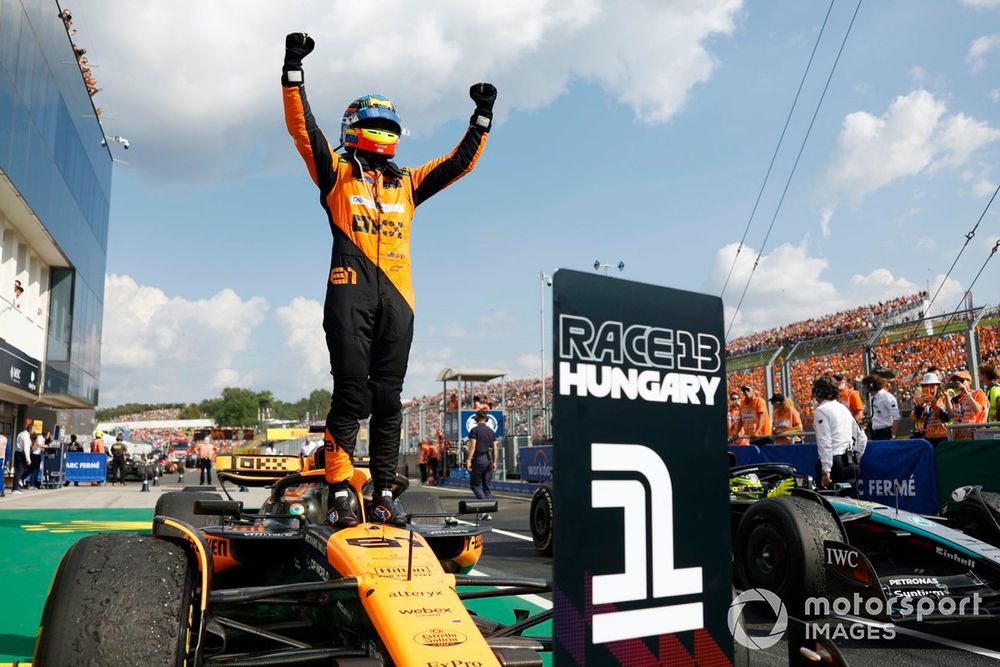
[371,489,407,527]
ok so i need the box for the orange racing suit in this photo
[283,75,489,493]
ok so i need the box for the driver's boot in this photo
[327,485,359,528]
[372,489,407,526]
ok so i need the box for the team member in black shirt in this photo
[466,412,498,517]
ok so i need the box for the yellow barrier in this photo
[216,454,301,474]
[266,428,309,441]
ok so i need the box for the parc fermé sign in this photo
[552,270,732,666]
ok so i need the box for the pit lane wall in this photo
[730,439,938,513]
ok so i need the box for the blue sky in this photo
[72,0,1000,405]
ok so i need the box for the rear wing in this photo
[216,454,302,487]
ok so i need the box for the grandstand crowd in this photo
[726,292,927,356]
[727,297,1000,441]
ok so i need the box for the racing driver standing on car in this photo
[282,33,495,527]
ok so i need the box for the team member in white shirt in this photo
[12,420,34,493]
[867,375,900,441]
[812,376,868,497]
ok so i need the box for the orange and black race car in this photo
[34,454,551,666]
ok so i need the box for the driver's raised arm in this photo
[281,32,337,193]
[408,83,496,207]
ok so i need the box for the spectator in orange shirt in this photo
[770,394,803,444]
[740,385,771,442]
[727,392,748,445]
[949,370,988,439]
[835,372,864,422]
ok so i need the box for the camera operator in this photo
[865,375,900,441]
[813,375,867,497]
[911,372,950,447]
[949,370,988,439]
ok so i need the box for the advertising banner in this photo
[64,452,107,482]
[0,340,40,395]
[519,445,553,482]
[759,440,937,514]
[552,269,732,665]
[459,409,504,439]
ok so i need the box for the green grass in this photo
[0,508,154,662]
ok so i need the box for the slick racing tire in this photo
[35,533,196,666]
[530,481,554,556]
[153,490,223,539]
[734,496,839,607]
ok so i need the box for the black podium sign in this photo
[552,270,732,665]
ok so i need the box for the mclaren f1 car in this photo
[34,453,551,666]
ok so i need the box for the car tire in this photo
[34,533,196,666]
[530,482,554,556]
[153,490,223,539]
[734,496,840,607]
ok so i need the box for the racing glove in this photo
[282,32,314,87]
[469,82,497,132]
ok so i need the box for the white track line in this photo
[840,615,1000,660]
[421,483,533,503]
[456,517,533,542]
[469,567,553,610]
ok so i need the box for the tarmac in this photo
[0,476,270,510]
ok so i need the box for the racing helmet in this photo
[340,94,402,157]
[94,431,103,439]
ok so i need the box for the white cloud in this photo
[516,352,543,378]
[924,275,966,316]
[991,89,1000,103]
[100,274,269,404]
[710,240,954,338]
[968,34,1000,72]
[402,346,456,400]
[823,89,1000,207]
[819,207,833,236]
[73,0,742,182]
[974,178,998,197]
[961,0,1000,9]
[275,297,329,393]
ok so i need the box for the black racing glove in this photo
[282,32,315,86]
[469,82,497,131]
